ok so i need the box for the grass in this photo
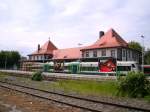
[0,72,56,91]
[0,72,7,78]
[55,80,118,96]
[144,95,150,102]
[0,72,117,96]
[0,72,150,102]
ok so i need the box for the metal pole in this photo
[78,43,83,62]
[141,35,144,73]
[116,49,118,80]
[78,43,83,73]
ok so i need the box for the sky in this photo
[0,0,150,56]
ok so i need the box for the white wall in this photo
[82,48,140,63]
[83,48,117,58]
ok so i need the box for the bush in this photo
[117,72,150,98]
[31,71,43,81]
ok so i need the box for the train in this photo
[23,60,149,76]
[43,60,141,76]
[143,65,150,76]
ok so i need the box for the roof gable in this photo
[40,40,57,51]
[29,40,57,55]
[82,28,128,50]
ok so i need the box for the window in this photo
[102,49,106,56]
[37,56,39,60]
[144,67,150,73]
[132,64,135,68]
[82,53,84,58]
[33,56,35,60]
[42,55,44,60]
[117,66,131,71]
[40,56,42,60]
[123,49,126,57]
[45,55,49,59]
[44,55,46,59]
[85,51,89,57]
[93,50,97,57]
[132,52,136,60]
[129,51,131,58]
[111,50,115,57]
[39,56,41,60]
[29,56,32,60]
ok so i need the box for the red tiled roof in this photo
[29,40,57,55]
[53,47,84,60]
[81,28,128,50]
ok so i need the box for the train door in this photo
[72,64,78,74]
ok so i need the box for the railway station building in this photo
[21,28,141,72]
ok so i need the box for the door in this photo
[72,65,78,74]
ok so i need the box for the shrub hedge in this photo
[31,71,43,81]
[117,72,150,98]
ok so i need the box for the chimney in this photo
[99,31,104,38]
[38,44,40,51]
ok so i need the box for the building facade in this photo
[80,29,140,63]
[28,40,57,62]
[21,28,141,71]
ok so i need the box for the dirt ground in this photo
[0,87,83,112]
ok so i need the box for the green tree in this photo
[128,41,142,52]
[0,51,6,67]
[0,51,21,69]
[144,49,150,64]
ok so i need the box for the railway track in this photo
[0,80,149,112]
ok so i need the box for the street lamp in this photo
[141,35,144,73]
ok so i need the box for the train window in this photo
[132,64,135,68]
[117,66,131,71]
[144,68,150,72]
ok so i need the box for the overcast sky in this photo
[0,0,150,56]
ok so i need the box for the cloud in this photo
[0,0,149,56]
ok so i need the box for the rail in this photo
[0,80,149,112]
